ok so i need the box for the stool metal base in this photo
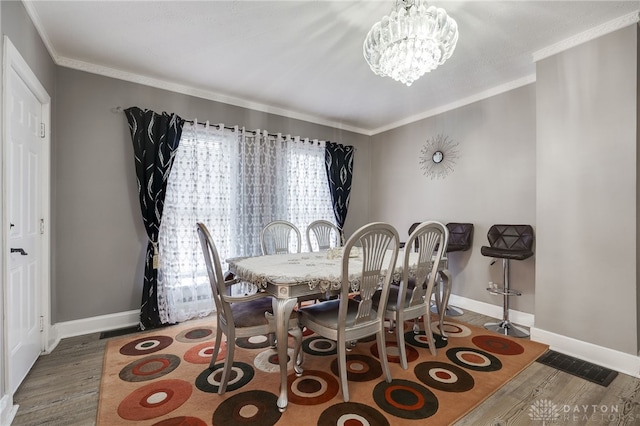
[430,304,464,317]
[484,320,529,338]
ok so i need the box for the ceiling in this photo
[25,1,639,135]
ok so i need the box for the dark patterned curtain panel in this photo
[324,142,354,234]
[124,107,185,330]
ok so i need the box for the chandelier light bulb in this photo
[363,0,458,86]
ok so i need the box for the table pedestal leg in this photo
[272,297,297,412]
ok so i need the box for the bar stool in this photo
[481,224,534,338]
[400,222,421,251]
[431,222,474,317]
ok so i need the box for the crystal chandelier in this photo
[363,0,458,86]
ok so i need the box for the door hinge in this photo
[40,218,45,234]
[40,316,44,332]
[40,123,45,138]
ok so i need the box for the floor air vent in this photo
[536,350,617,387]
[99,326,140,339]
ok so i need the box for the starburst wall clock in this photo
[419,134,459,180]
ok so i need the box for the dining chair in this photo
[374,221,449,369]
[260,220,302,255]
[298,222,400,402]
[197,222,303,394]
[306,219,341,251]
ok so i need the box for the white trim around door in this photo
[1,35,52,419]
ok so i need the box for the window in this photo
[157,122,335,323]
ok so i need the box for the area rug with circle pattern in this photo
[97,316,548,425]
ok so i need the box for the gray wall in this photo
[1,1,56,93]
[535,25,639,354]
[369,85,537,314]
[54,68,372,322]
[369,24,640,355]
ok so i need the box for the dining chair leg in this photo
[219,333,235,394]
[422,314,437,357]
[433,288,444,339]
[413,318,420,333]
[433,271,441,306]
[438,270,452,340]
[209,324,224,369]
[387,319,394,333]
[396,322,409,370]
[377,330,392,383]
[337,338,350,402]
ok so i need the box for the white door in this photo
[4,40,47,395]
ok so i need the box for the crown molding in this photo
[533,10,640,62]
[22,0,532,137]
[56,56,370,136]
[23,0,369,135]
[21,0,62,63]
[369,74,536,136]
[59,55,535,137]
[22,0,640,137]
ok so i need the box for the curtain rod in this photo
[112,106,327,145]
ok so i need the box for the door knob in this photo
[11,248,28,255]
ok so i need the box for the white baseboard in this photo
[448,293,640,378]
[44,325,60,355]
[0,394,18,426]
[448,294,535,327]
[530,328,640,379]
[46,310,140,353]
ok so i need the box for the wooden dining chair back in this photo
[298,222,400,402]
[306,219,341,251]
[197,222,302,394]
[407,221,421,252]
[376,221,449,369]
[260,220,301,255]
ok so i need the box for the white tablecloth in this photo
[229,249,437,293]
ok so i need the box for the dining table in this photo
[226,247,452,412]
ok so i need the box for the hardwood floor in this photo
[11,310,640,425]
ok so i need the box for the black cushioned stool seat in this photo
[446,223,474,253]
[481,224,534,338]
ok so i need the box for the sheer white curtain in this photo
[284,136,335,252]
[158,122,335,323]
[231,129,287,257]
[157,121,235,323]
